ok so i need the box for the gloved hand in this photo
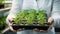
[8,18,24,32]
[48,17,54,25]
[33,17,54,32]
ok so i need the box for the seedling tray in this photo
[12,22,52,31]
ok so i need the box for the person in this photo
[6,0,60,34]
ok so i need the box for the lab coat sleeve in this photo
[6,0,23,26]
[51,0,60,27]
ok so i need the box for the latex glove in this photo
[33,17,54,32]
[48,17,54,25]
[8,18,24,32]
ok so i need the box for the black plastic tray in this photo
[12,23,52,31]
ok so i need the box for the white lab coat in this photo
[6,0,60,34]
[51,0,60,27]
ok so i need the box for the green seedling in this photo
[25,9,36,25]
[14,10,29,25]
[0,16,6,29]
[37,10,47,25]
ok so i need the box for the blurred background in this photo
[0,0,60,34]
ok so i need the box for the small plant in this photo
[25,9,36,25]
[0,16,6,29]
[37,10,47,25]
[14,10,29,25]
